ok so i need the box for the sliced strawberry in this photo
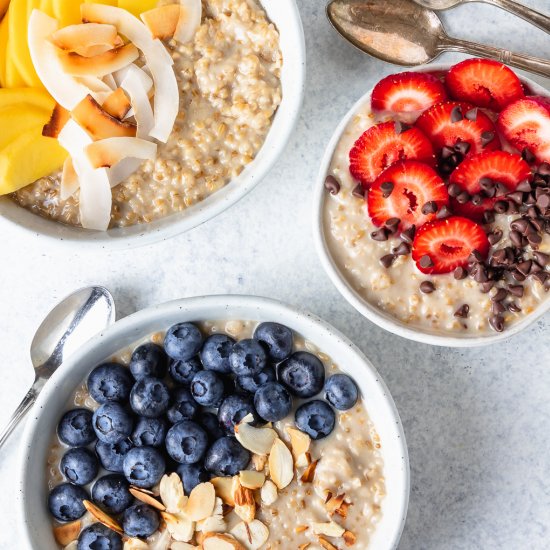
[448,151,532,221]
[446,58,524,111]
[371,71,448,114]
[349,121,435,187]
[412,217,490,274]
[415,101,501,162]
[367,160,449,230]
[498,97,550,163]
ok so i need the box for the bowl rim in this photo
[0,0,306,251]
[312,62,550,348]
[19,294,410,550]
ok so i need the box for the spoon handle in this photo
[0,384,38,450]
[441,37,550,78]
[484,0,550,35]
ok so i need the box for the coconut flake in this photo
[121,66,155,138]
[103,73,117,90]
[85,137,157,169]
[60,158,80,200]
[79,167,112,231]
[108,158,143,188]
[113,64,153,94]
[49,23,120,56]
[174,0,201,44]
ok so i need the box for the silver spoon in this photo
[327,0,550,78]
[414,0,550,36]
[0,286,115,449]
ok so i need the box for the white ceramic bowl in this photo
[0,1,305,250]
[313,63,550,347]
[19,295,409,550]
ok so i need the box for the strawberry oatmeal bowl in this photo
[314,59,550,346]
[19,295,409,550]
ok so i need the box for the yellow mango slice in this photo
[0,104,50,149]
[0,86,55,110]
[84,0,118,6]
[39,0,57,15]
[118,0,159,18]
[0,128,67,194]
[0,0,9,20]
[0,16,8,86]
[53,0,84,26]
[6,38,28,87]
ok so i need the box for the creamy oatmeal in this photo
[47,320,386,549]
[13,0,282,229]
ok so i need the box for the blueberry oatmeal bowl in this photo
[315,59,550,346]
[0,0,304,247]
[20,296,408,550]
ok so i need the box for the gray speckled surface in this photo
[1,1,549,548]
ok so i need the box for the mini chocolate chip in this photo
[527,232,542,247]
[494,201,508,214]
[530,261,543,273]
[489,314,504,332]
[352,184,365,198]
[393,242,411,256]
[371,227,389,241]
[511,270,527,282]
[479,281,495,293]
[491,288,508,302]
[510,218,529,234]
[517,260,532,276]
[537,194,550,209]
[525,193,537,206]
[385,217,400,230]
[468,250,484,263]
[530,218,544,231]
[381,181,394,198]
[448,183,462,197]
[454,140,471,156]
[538,162,550,176]
[474,267,488,282]
[533,175,547,187]
[380,254,396,268]
[491,249,507,265]
[491,301,506,315]
[479,177,494,190]
[471,194,482,206]
[508,302,522,313]
[465,108,478,121]
[494,183,509,196]
[483,186,497,199]
[507,191,524,205]
[533,271,550,285]
[508,285,524,297]
[456,191,470,204]
[436,205,451,219]
[488,230,503,245]
[454,304,469,318]
[526,206,539,219]
[522,147,536,163]
[509,230,523,248]
[483,211,495,224]
[454,266,468,280]
[451,105,463,123]
[441,146,455,160]
[533,251,549,266]
[481,131,495,147]
[420,281,436,294]
[419,255,434,269]
[508,203,520,215]
[400,225,416,244]
[516,180,532,193]
[394,121,411,134]
[324,175,341,195]
[421,201,438,215]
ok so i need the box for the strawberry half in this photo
[371,71,448,114]
[367,160,449,230]
[349,121,435,187]
[498,97,550,163]
[449,151,532,222]
[412,216,490,274]
[446,58,524,111]
[415,101,501,163]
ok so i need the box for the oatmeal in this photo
[12,0,282,229]
[323,61,550,335]
[46,319,386,549]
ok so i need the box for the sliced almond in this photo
[211,476,235,506]
[203,533,246,550]
[335,500,351,520]
[268,439,294,490]
[312,521,346,538]
[50,23,120,56]
[298,544,310,550]
[318,537,339,550]
[140,5,181,39]
[184,481,216,521]
[232,477,256,523]
[326,493,346,515]
[129,487,166,511]
[123,538,149,549]
[239,470,265,490]
[102,88,131,120]
[251,453,267,472]
[286,426,311,460]
[53,520,81,546]
[43,104,71,139]
[160,473,187,514]
[343,531,357,546]
[230,519,269,550]
[300,458,320,483]
[160,512,194,543]
[295,452,311,469]
[260,479,278,506]
[83,500,123,534]
[196,496,225,533]
[235,419,277,456]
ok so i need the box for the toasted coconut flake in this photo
[174,0,201,44]
[268,439,294,490]
[102,88,131,119]
[312,521,345,538]
[343,531,357,547]
[238,470,265,490]
[121,66,154,138]
[211,477,235,506]
[60,157,79,200]
[85,137,156,169]
[141,5,181,39]
[300,458,320,483]
[71,95,137,140]
[159,473,187,514]
[230,519,269,550]
[196,497,225,533]
[184,482,216,522]
[43,104,70,139]
[123,538,149,550]
[103,73,117,90]
[232,478,256,523]
[318,536,339,550]
[295,525,308,533]
[326,493,346,514]
[260,479,278,506]
[161,512,195,542]
[286,427,311,461]
[83,500,122,533]
[56,43,139,77]
[129,487,166,511]
[50,23,120,56]
[81,3,178,142]
[53,520,81,546]
[298,545,311,550]
[203,533,246,550]
[76,75,115,97]
[235,419,277,456]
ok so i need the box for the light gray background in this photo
[1,1,549,548]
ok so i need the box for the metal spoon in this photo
[0,286,115,449]
[327,0,550,78]
[414,0,550,36]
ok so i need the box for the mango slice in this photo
[9,0,41,86]
[0,87,55,111]
[0,0,9,20]
[0,104,51,149]
[0,129,68,194]
[0,16,8,87]
[118,0,159,18]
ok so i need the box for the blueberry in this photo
[93,403,134,444]
[164,322,203,361]
[218,394,259,433]
[129,343,168,380]
[229,339,267,376]
[324,374,359,411]
[278,351,325,398]
[92,475,133,515]
[131,417,167,448]
[78,523,122,550]
[165,421,208,464]
[176,463,210,494]
[253,322,294,362]
[48,483,88,522]
[60,447,99,486]
[87,363,133,404]
[122,504,160,538]
[190,370,225,407]
[96,439,133,473]
[130,377,170,418]
[123,446,166,489]
[166,387,199,424]
[254,382,292,422]
[169,356,202,386]
[204,437,250,476]
[295,400,335,440]
[58,408,96,447]
[201,412,225,442]
[200,334,235,373]
[236,366,276,394]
